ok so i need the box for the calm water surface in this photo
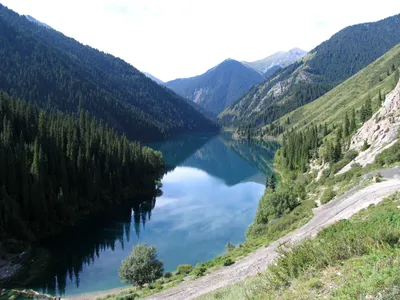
[23,134,278,296]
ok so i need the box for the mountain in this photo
[0,5,218,142]
[25,15,52,29]
[220,13,400,128]
[165,59,265,115]
[143,72,165,85]
[243,48,307,74]
[275,43,400,135]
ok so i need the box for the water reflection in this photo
[19,134,278,296]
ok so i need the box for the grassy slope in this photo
[200,192,400,300]
[273,43,400,134]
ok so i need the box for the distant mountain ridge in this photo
[220,13,400,128]
[243,48,307,74]
[25,15,53,29]
[165,59,265,115]
[143,72,164,85]
[0,4,218,142]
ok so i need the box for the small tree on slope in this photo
[119,244,164,286]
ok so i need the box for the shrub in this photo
[193,265,207,277]
[225,242,235,252]
[254,186,300,225]
[117,294,138,300]
[176,264,193,275]
[223,258,234,266]
[343,150,358,161]
[361,139,370,151]
[375,140,400,166]
[246,223,268,237]
[320,188,335,204]
[163,272,172,278]
[119,244,163,286]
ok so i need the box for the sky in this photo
[2,0,400,82]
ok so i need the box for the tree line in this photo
[0,92,164,241]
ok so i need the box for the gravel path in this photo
[142,178,400,300]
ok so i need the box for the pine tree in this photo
[350,108,357,132]
[365,97,372,119]
[323,123,328,136]
[344,113,350,137]
[269,173,276,192]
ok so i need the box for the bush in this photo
[375,140,400,166]
[117,294,138,300]
[254,186,300,225]
[361,139,370,151]
[225,242,235,252]
[223,258,234,266]
[163,272,172,278]
[193,265,207,277]
[119,244,163,286]
[343,150,358,161]
[176,264,193,275]
[246,223,269,237]
[330,150,359,174]
[320,188,335,204]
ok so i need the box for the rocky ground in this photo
[339,77,400,174]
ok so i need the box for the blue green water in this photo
[22,134,278,297]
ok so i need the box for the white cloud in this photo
[2,0,400,81]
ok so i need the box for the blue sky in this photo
[3,0,400,81]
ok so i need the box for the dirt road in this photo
[143,178,400,300]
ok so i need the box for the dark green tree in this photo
[269,173,276,192]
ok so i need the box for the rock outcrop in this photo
[338,77,400,174]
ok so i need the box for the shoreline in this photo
[66,286,134,300]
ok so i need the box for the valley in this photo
[1,2,400,300]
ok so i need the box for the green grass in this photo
[273,43,400,135]
[200,192,400,300]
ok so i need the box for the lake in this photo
[19,133,278,297]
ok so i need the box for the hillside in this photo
[0,5,218,142]
[0,91,164,241]
[242,48,307,74]
[220,13,400,128]
[165,59,264,115]
[272,43,400,135]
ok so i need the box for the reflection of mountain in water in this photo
[182,135,278,185]
[15,198,156,296]
[149,133,216,172]
[220,135,280,177]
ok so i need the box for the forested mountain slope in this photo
[270,43,400,173]
[166,59,264,115]
[220,13,400,128]
[272,43,400,137]
[0,5,218,142]
[0,92,164,241]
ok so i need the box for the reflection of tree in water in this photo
[29,197,157,296]
[132,197,156,238]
